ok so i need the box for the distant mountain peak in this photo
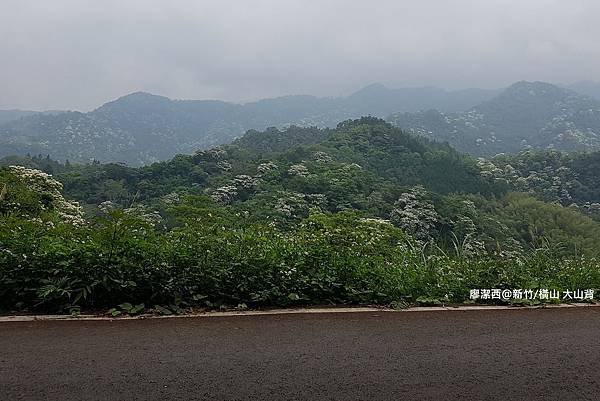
[389,80,600,156]
[502,81,572,97]
[471,81,578,115]
[112,91,169,102]
[350,83,389,97]
[93,91,172,113]
[508,80,553,88]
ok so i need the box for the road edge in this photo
[1,303,599,322]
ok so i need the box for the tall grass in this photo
[1,212,599,313]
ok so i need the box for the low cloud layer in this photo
[1,0,599,110]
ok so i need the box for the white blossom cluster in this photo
[275,192,308,217]
[478,154,576,204]
[313,151,333,163]
[194,148,228,160]
[210,174,262,204]
[256,161,278,175]
[124,205,163,227]
[216,160,232,172]
[195,148,231,171]
[390,185,440,242]
[8,165,85,225]
[161,192,181,205]
[287,163,310,177]
[357,218,408,247]
[274,192,327,218]
[231,175,260,190]
[359,217,392,225]
[98,200,117,214]
[452,214,486,257]
[211,185,238,204]
[476,158,512,183]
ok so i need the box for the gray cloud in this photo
[1,0,599,110]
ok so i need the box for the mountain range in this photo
[0,85,498,165]
[2,81,600,164]
[388,81,600,155]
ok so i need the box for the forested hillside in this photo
[479,150,600,219]
[2,118,600,314]
[388,81,600,155]
[0,85,497,165]
[5,81,600,166]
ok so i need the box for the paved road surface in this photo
[2,308,600,400]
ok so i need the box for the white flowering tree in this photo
[0,166,84,225]
[390,185,440,242]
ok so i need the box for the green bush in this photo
[2,210,600,313]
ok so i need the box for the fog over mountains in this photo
[389,81,600,155]
[0,110,41,125]
[1,81,600,164]
[0,84,499,164]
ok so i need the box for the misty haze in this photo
[2,1,600,400]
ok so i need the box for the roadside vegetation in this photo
[2,118,600,314]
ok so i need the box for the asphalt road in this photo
[2,308,600,400]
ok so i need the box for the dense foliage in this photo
[388,81,600,155]
[2,118,600,314]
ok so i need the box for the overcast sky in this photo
[1,0,599,111]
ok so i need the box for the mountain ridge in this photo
[388,81,600,155]
[0,84,500,164]
[3,80,600,164]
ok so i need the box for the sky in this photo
[1,0,599,111]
